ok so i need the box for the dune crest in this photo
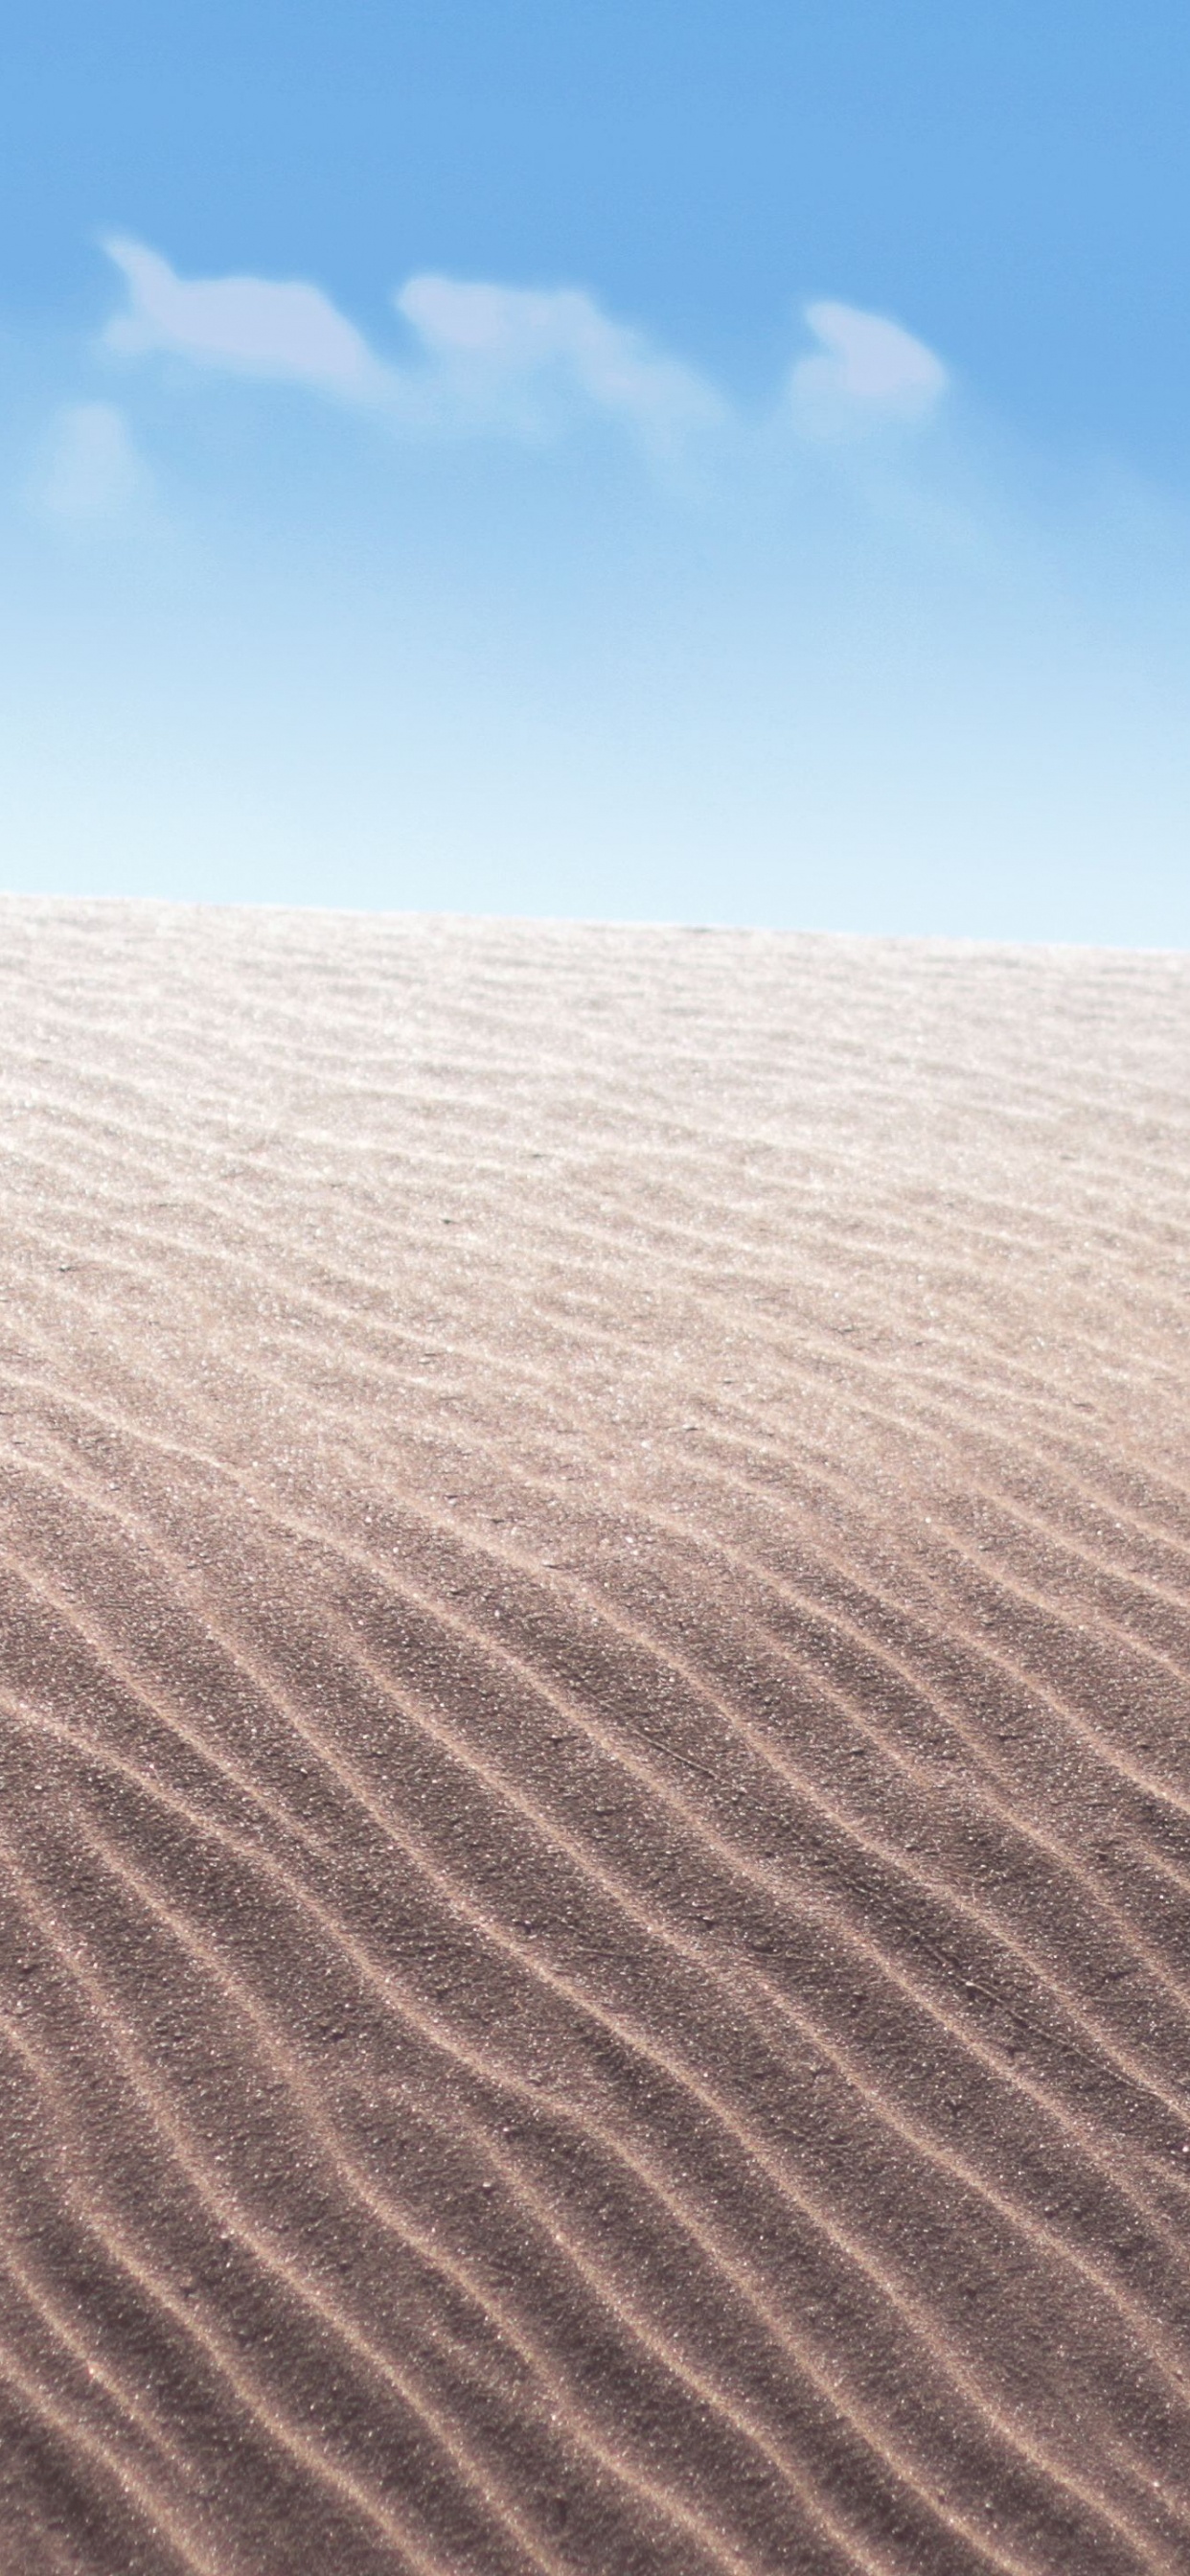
[1,898,1189,2573]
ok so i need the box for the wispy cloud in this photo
[393,275,723,447]
[103,237,390,401]
[789,302,949,433]
[33,401,145,520]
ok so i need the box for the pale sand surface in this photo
[1,895,1189,2574]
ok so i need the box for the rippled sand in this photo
[1,896,1189,2575]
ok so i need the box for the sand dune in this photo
[1,896,1189,2573]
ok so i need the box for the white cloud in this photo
[34,402,144,519]
[103,236,390,401]
[394,275,723,447]
[790,301,948,433]
[100,238,721,451]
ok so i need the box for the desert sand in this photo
[0,896,1188,2573]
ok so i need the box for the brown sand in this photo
[0,897,1189,2575]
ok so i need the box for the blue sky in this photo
[4,1,1190,939]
